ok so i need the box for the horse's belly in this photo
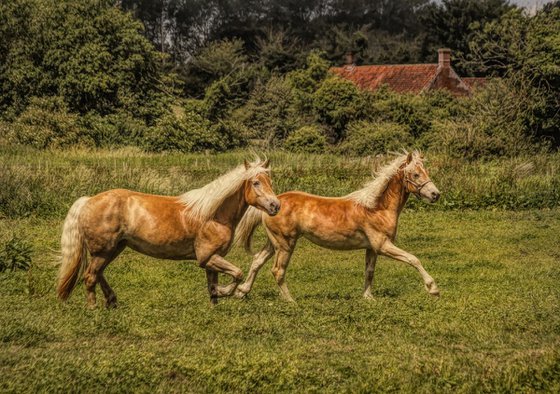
[126,237,196,260]
[302,231,370,250]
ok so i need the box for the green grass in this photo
[1,145,560,219]
[1,209,559,392]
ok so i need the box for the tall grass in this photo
[1,145,559,218]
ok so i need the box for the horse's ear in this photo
[406,152,413,164]
[244,159,250,170]
[263,158,270,168]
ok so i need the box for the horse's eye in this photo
[414,173,420,179]
[252,181,261,187]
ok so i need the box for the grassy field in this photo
[1,210,560,392]
[1,148,559,392]
[1,146,560,219]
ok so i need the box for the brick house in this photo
[331,49,486,96]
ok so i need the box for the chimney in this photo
[438,48,451,68]
[344,51,356,66]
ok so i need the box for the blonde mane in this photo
[346,151,422,208]
[179,160,270,221]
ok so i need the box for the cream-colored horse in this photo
[234,152,440,301]
[57,159,280,307]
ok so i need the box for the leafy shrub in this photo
[0,236,32,272]
[367,89,434,137]
[284,125,327,154]
[286,50,330,113]
[256,29,304,73]
[0,0,170,119]
[423,79,547,159]
[337,121,413,156]
[7,96,88,148]
[202,67,262,121]
[209,119,249,150]
[232,76,302,145]
[312,77,365,141]
[143,109,245,153]
[78,111,148,148]
[184,39,249,96]
[424,119,537,160]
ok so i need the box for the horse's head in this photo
[243,159,281,216]
[403,152,440,203]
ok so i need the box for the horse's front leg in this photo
[235,241,275,298]
[379,240,440,296]
[205,255,244,298]
[363,249,377,299]
[205,269,219,305]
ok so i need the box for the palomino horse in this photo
[234,151,440,301]
[57,159,280,307]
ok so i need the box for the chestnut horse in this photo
[57,159,280,307]
[234,152,441,301]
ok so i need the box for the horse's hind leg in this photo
[235,242,275,298]
[84,243,125,308]
[84,255,104,308]
[272,247,296,302]
[363,249,377,299]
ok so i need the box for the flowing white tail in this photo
[233,206,264,253]
[57,196,89,300]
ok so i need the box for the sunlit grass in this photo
[1,209,559,392]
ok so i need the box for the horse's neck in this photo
[376,171,409,215]
[212,184,248,228]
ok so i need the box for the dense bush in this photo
[365,88,453,138]
[184,39,249,97]
[286,51,330,113]
[78,111,148,148]
[312,77,365,141]
[0,0,171,121]
[423,79,548,160]
[202,67,261,121]
[284,125,327,154]
[466,7,560,142]
[144,113,212,153]
[337,121,413,156]
[209,119,249,150]
[7,96,86,148]
[232,76,301,145]
[0,235,32,272]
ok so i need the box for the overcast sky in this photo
[512,0,554,7]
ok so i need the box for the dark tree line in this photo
[120,0,514,70]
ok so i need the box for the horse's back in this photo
[78,189,197,257]
[265,191,370,249]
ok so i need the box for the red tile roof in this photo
[331,64,440,94]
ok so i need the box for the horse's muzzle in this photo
[267,200,281,216]
[430,191,441,203]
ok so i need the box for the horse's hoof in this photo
[105,301,118,309]
[363,292,375,300]
[427,286,440,297]
[233,290,247,299]
[425,282,440,297]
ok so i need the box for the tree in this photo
[0,0,170,121]
[420,0,514,72]
[466,7,560,141]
